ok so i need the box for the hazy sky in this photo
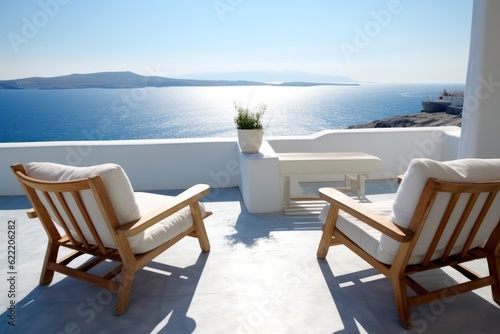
[0,0,473,83]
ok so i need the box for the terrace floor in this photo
[1,181,498,333]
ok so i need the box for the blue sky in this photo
[0,0,473,83]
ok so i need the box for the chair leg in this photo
[115,269,134,315]
[40,241,59,285]
[487,255,500,303]
[316,206,339,259]
[191,203,210,252]
[393,277,412,329]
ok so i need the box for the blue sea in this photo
[0,83,465,143]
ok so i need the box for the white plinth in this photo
[238,141,282,213]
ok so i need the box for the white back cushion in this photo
[382,158,500,263]
[25,162,142,248]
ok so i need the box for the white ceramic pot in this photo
[237,129,263,153]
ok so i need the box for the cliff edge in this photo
[348,111,462,129]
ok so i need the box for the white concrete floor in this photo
[0,181,499,333]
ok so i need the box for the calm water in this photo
[0,83,464,143]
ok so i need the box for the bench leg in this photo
[357,174,366,198]
[345,173,367,198]
[283,175,291,208]
[345,174,351,191]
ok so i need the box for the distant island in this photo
[0,71,359,90]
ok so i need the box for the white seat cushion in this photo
[384,158,500,263]
[320,200,396,265]
[131,192,206,254]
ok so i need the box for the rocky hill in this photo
[0,71,359,89]
[348,111,462,129]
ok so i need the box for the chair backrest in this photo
[382,158,500,265]
[11,162,143,253]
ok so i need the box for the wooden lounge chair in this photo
[11,162,212,315]
[316,158,500,329]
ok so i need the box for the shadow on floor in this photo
[0,253,209,334]
[226,206,323,247]
[317,258,500,333]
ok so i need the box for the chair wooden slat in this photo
[460,191,498,258]
[104,264,123,280]
[71,191,108,255]
[441,192,479,261]
[76,256,107,273]
[404,276,428,295]
[55,192,91,251]
[42,191,79,246]
[452,263,483,281]
[57,250,87,266]
[421,192,460,266]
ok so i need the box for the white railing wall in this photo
[1,127,461,212]
[267,126,461,179]
[1,138,241,196]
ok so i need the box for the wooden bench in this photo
[277,152,381,214]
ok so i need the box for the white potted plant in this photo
[234,101,266,154]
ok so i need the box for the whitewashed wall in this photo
[1,138,241,196]
[1,127,461,198]
[268,126,461,178]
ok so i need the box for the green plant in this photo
[233,101,266,130]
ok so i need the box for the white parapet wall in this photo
[1,138,242,196]
[267,126,461,178]
[1,127,461,213]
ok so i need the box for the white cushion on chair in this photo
[25,162,143,248]
[25,162,206,254]
[390,158,500,229]
[320,200,395,264]
[385,158,500,264]
[320,158,500,265]
[130,192,206,254]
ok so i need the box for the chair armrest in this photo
[117,184,210,237]
[319,187,413,243]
